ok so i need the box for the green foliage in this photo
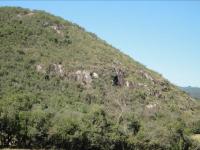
[0,7,200,149]
[191,120,200,134]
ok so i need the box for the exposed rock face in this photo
[160,81,170,92]
[125,81,130,87]
[36,64,45,74]
[35,63,168,93]
[91,72,99,79]
[74,70,92,86]
[48,64,65,77]
[25,12,35,16]
[138,83,148,87]
[43,21,50,27]
[36,63,156,91]
[112,68,150,88]
[149,89,164,98]
[125,81,137,88]
[16,14,22,18]
[36,64,99,86]
[113,69,125,86]
[143,103,159,117]
[51,24,65,35]
[16,12,35,18]
[125,81,148,89]
[139,70,154,82]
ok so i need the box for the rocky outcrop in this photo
[112,68,150,89]
[113,69,125,86]
[36,64,161,91]
[91,72,99,79]
[25,12,35,17]
[51,24,65,35]
[43,21,50,27]
[160,81,170,92]
[16,12,35,18]
[139,70,154,82]
[143,103,159,117]
[36,63,153,90]
[36,64,45,74]
[74,70,92,86]
[125,81,148,89]
[148,89,164,99]
[68,70,99,87]
[35,63,100,86]
[47,64,65,77]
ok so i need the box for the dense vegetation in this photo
[181,86,200,100]
[0,7,200,149]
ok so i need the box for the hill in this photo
[0,7,200,149]
[181,86,200,100]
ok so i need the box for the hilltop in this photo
[0,7,200,149]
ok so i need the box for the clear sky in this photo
[1,1,200,87]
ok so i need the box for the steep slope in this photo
[181,86,200,99]
[0,7,200,149]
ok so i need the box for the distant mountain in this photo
[181,86,200,99]
[1,7,200,149]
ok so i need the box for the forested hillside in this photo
[0,7,200,149]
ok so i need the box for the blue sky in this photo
[0,1,200,87]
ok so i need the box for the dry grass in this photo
[191,134,200,143]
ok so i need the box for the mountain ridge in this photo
[0,7,200,149]
[181,86,200,99]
